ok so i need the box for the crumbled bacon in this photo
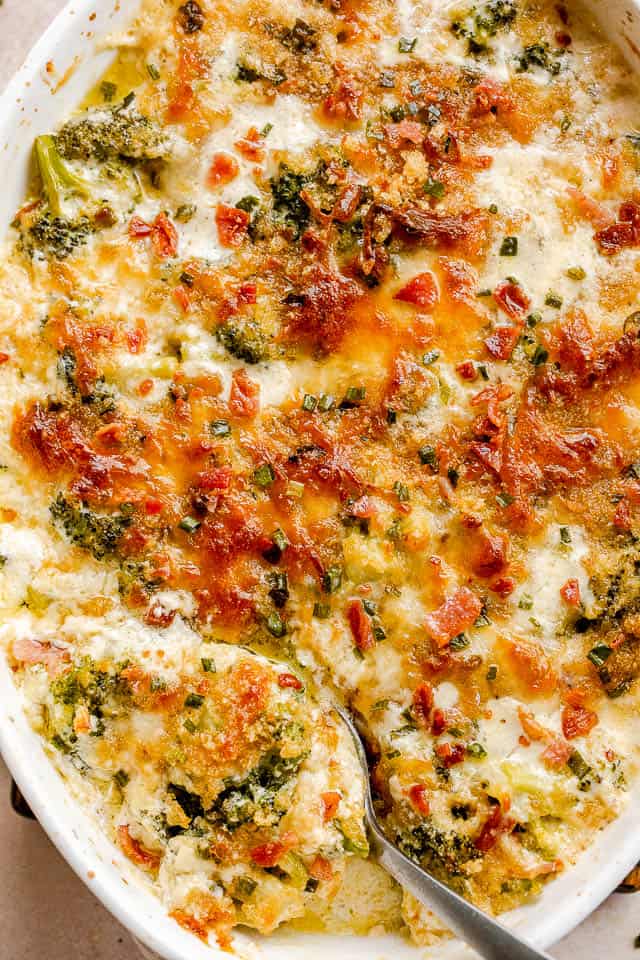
[493,280,531,319]
[484,324,521,361]
[561,704,598,740]
[424,587,482,647]
[321,791,341,821]
[151,212,178,258]
[472,77,514,117]
[309,854,333,881]
[560,578,581,606]
[434,741,466,767]
[470,531,508,577]
[229,369,260,418]
[117,825,161,871]
[207,152,239,187]
[431,708,446,735]
[332,183,362,222]
[128,215,152,237]
[383,119,424,149]
[347,598,375,651]
[234,127,265,163]
[216,204,249,248]
[393,271,439,309]
[595,200,640,254]
[408,784,431,815]
[323,78,362,121]
[278,672,303,690]
[501,637,557,694]
[475,804,509,852]
[412,682,434,726]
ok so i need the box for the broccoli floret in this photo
[27,212,93,260]
[451,1,517,55]
[212,748,306,830]
[50,494,132,561]
[216,320,269,364]
[54,100,170,164]
[34,134,92,216]
[270,164,311,239]
[395,819,480,889]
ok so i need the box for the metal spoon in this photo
[335,704,554,960]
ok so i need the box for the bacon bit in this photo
[349,495,376,518]
[614,498,632,530]
[234,127,265,163]
[238,281,257,305]
[561,704,598,740]
[457,360,477,381]
[541,738,573,768]
[560,578,581,606]
[323,78,362,122]
[126,318,147,355]
[128,215,152,237]
[347,598,375,652]
[493,280,531,319]
[73,704,91,735]
[383,119,424,149]
[394,271,439,310]
[145,602,177,628]
[0,352,10,364]
[207,152,239,188]
[196,466,233,493]
[475,804,509,852]
[552,310,594,374]
[216,204,249,248]
[566,187,611,230]
[12,637,70,677]
[595,200,640,254]
[229,368,260,418]
[471,531,508,577]
[491,576,515,597]
[138,378,154,396]
[408,784,431,816]
[117,825,161,871]
[472,77,514,117]
[424,587,482,648]
[309,854,333,881]
[321,791,341,821]
[173,284,191,312]
[434,741,466,767]
[278,672,303,690]
[250,840,286,868]
[150,212,178,258]
[502,637,557,694]
[431,708,446,735]
[412,682,434,726]
[145,497,163,516]
[333,183,362,223]
[484,324,520,361]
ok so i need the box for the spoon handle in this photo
[370,823,553,960]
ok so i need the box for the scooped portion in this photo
[13,639,369,945]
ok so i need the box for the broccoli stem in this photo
[34,134,91,216]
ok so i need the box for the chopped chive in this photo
[341,385,366,408]
[449,633,469,650]
[545,291,563,308]
[526,311,541,327]
[201,658,216,673]
[317,393,334,412]
[253,463,275,487]
[362,599,376,615]
[260,122,273,137]
[322,565,342,594]
[398,35,417,52]
[478,363,489,380]
[587,644,612,668]
[379,71,396,88]
[418,444,438,469]
[184,693,205,709]
[409,79,423,96]
[175,203,196,222]
[210,419,231,436]
[272,528,288,552]
[447,466,459,487]
[393,480,410,502]
[423,349,440,365]
[466,742,487,758]
[567,266,586,280]
[499,236,518,257]
[302,393,317,412]
[179,516,201,533]
[560,115,572,133]
[183,718,196,733]
[266,611,287,637]
[518,594,533,610]
[423,177,445,199]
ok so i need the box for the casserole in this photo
[2,0,640,957]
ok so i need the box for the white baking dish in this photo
[1,1,640,957]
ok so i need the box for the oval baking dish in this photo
[2,2,640,958]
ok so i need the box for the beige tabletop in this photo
[0,1,638,957]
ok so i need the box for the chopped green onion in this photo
[253,463,275,487]
[587,644,612,668]
[499,236,518,256]
[467,742,487,758]
[210,418,231,437]
[175,203,196,222]
[486,664,498,681]
[418,444,438,468]
[496,492,514,508]
[286,480,305,498]
[114,769,129,788]
[184,693,204,709]
[393,480,410,502]
[179,516,201,533]
[423,177,445,199]
[488,203,498,214]
[201,658,216,673]
[518,594,533,610]
[302,393,317,412]
[266,611,287,637]
[545,291,563,308]
[146,63,160,80]
[526,312,542,327]
[398,35,417,52]
[387,408,397,425]
[317,393,334,412]
[313,601,331,619]
[530,344,548,366]
[100,81,117,102]
[449,633,469,650]
[341,385,366,407]
[560,526,571,544]
[567,749,591,781]
[322,565,342,594]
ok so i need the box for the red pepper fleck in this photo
[456,360,477,381]
[491,576,515,598]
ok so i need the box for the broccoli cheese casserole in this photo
[2,0,640,949]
